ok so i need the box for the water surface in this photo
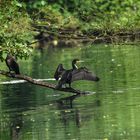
[0,44,140,140]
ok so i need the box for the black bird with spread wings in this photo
[5,54,20,74]
[54,59,99,89]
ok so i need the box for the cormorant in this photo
[54,59,79,81]
[5,54,20,74]
[54,59,99,89]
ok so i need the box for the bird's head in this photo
[72,59,80,64]
[72,59,80,69]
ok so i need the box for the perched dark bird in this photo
[54,59,99,89]
[54,59,79,81]
[5,54,20,74]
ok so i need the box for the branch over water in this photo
[0,70,91,94]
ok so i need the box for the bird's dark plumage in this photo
[54,64,66,81]
[71,67,100,82]
[5,54,20,74]
[54,59,99,89]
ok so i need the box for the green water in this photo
[0,44,140,140]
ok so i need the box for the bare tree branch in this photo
[0,70,91,94]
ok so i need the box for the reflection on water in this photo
[0,44,140,140]
[0,79,55,85]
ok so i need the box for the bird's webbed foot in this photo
[9,71,15,77]
[69,83,72,88]
[10,73,16,78]
[65,84,72,89]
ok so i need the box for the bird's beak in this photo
[77,60,84,63]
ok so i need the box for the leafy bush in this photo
[0,0,33,61]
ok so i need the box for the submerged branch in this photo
[0,70,90,94]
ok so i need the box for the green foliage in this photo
[25,0,140,31]
[1,0,140,62]
[0,0,34,61]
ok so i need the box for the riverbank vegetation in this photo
[0,0,140,60]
